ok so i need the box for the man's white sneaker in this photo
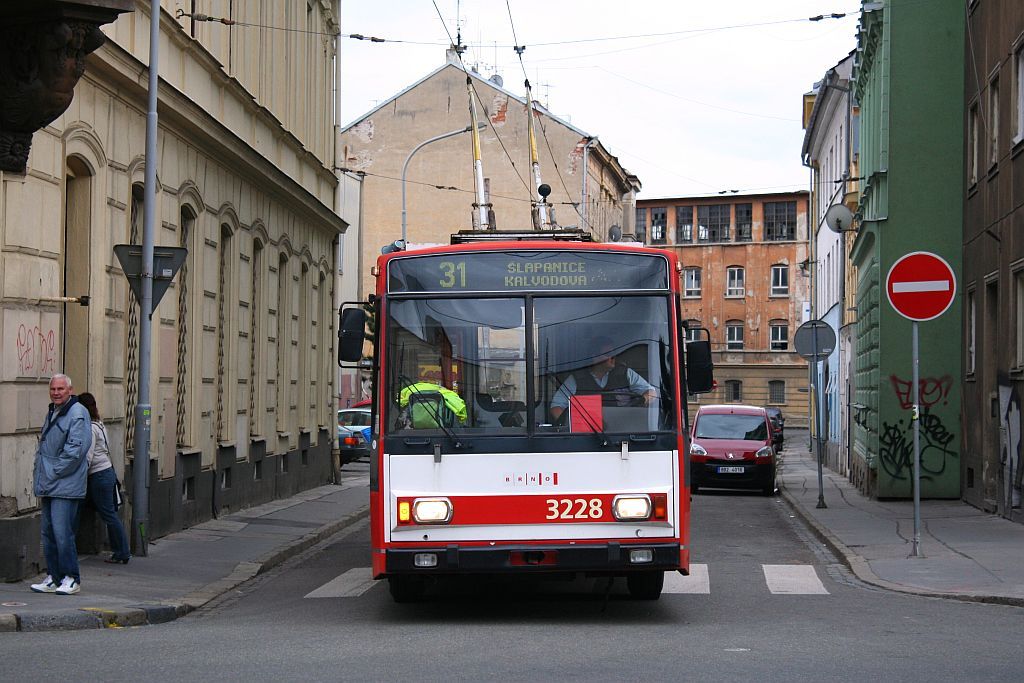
[55,576,80,595]
[30,575,58,593]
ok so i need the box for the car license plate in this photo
[717,466,745,474]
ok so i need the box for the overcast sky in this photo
[338,1,861,200]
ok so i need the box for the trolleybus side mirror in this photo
[338,307,367,364]
[685,339,714,394]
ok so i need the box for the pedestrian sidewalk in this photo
[778,432,1024,607]
[0,466,370,633]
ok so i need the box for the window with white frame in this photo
[1016,43,1024,143]
[969,101,980,185]
[685,319,702,342]
[771,264,789,296]
[683,267,702,297]
[967,288,976,374]
[726,266,745,297]
[770,321,789,351]
[725,380,742,402]
[990,75,1000,168]
[726,321,744,350]
[768,380,785,404]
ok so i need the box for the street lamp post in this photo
[401,124,482,244]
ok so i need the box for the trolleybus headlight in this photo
[755,446,773,459]
[412,497,453,524]
[690,443,707,456]
[612,494,652,521]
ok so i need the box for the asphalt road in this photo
[1,472,1020,681]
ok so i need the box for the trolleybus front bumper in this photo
[385,542,682,574]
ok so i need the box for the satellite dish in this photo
[609,225,622,242]
[825,204,854,233]
[489,74,504,88]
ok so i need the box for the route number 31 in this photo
[545,498,603,520]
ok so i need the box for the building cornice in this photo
[87,39,345,232]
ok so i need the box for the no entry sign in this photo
[885,251,956,322]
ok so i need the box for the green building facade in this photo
[850,0,964,499]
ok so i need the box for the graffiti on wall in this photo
[879,409,957,481]
[15,324,57,375]
[889,374,953,410]
[997,374,1022,512]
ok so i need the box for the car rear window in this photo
[339,410,371,427]
[695,413,768,441]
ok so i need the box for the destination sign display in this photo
[387,251,669,293]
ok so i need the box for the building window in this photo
[697,204,730,242]
[990,75,1000,169]
[771,264,789,296]
[726,266,745,297]
[770,321,789,351]
[1016,270,1024,368]
[725,380,742,402]
[726,321,744,350]
[675,206,693,243]
[764,201,797,241]
[969,101,980,185]
[650,206,667,244]
[685,319,702,342]
[735,203,752,241]
[1015,44,1024,144]
[683,267,702,297]
[768,380,785,404]
[635,207,647,243]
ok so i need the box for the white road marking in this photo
[304,567,377,598]
[762,564,829,594]
[663,563,710,594]
[892,280,949,293]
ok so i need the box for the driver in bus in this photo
[550,336,656,420]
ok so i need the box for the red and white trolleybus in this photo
[339,230,713,602]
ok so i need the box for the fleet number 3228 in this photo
[545,498,603,520]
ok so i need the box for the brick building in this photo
[636,192,810,425]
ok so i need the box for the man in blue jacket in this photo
[30,374,92,595]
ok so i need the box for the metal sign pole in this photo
[132,0,160,557]
[911,321,922,557]
[813,325,826,509]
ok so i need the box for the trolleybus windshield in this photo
[384,293,676,438]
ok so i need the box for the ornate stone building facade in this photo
[0,1,354,579]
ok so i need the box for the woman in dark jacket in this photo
[79,393,131,564]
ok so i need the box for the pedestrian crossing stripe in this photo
[304,567,375,598]
[304,563,830,598]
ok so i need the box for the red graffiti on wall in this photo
[889,374,952,409]
[16,324,57,375]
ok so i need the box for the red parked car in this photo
[689,404,777,496]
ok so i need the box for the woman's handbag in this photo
[114,477,123,510]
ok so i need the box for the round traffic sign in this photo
[885,252,956,322]
[794,319,836,361]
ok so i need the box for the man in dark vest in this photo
[550,337,655,421]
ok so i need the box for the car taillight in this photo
[344,436,359,446]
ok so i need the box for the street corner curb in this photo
[16,609,105,632]
[175,505,370,614]
[777,484,894,589]
[0,612,17,632]
[81,606,149,629]
[251,504,370,575]
[778,485,1024,608]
